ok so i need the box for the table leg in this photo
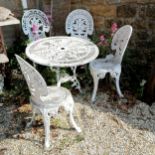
[56,67,60,86]
[71,66,82,93]
[51,66,82,92]
[50,66,61,86]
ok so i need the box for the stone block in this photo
[93,16,105,31]
[104,19,115,29]
[133,18,147,30]
[136,30,149,40]
[146,4,155,18]
[117,4,137,17]
[121,0,152,3]
[82,0,105,5]
[90,4,117,17]
[120,0,137,3]
[138,5,146,18]
[105,0,120,4]
[71,0,81,3]
[104,19,123,29]
[136,40,154,48]
[148,20,155,31]
[123,18,134,25]
[53,0,71,8]
[151,36,155,47]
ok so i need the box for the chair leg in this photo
[63,95,81,133]
[42,110,51,149]
[26,108,36,128]
[71,66,82,93]
[33,62,36,68]
[115,72,124,97]
[91,74,99,103]
[69,111,81,133]
[56,67,61,86]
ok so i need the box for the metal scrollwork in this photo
[65,9,94,39]
[22,9,50,42]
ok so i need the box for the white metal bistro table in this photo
[26,36,99,90]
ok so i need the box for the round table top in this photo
[26,36,99,67]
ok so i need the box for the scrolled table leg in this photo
[71,66,82,93]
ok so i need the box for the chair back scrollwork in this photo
[15,55,48,97]
[65,9,94,39]
[22,9,50,42]
[111,25,133,64]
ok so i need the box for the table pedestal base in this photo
[51,66,82,93]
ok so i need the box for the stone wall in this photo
[52,0,155,52]
[52,0,71,35]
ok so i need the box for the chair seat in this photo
[90,58,121,73]
[31,86,69,107]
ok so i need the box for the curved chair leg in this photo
[33,62,37,68]
[69,111,81,133]
[115,72,124,97]
[26,108,36,127]
[56,67,61,86]
[91,73,99,103]
[71,66,82,93]
[63,95,81,133]
[42,110,51,149]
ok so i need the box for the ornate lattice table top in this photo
[26,36,99,67]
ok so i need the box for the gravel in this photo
[0,91,155,155]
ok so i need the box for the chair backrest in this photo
[65,9,94,39]
[111,25,133,64]
[22,9,50,42]
[15,55,48,97]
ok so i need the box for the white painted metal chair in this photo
[59,9,94,91]
[89,25,133,102]
[22,9,50,42]
[65,9,94,39]
[15,54,81,149]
